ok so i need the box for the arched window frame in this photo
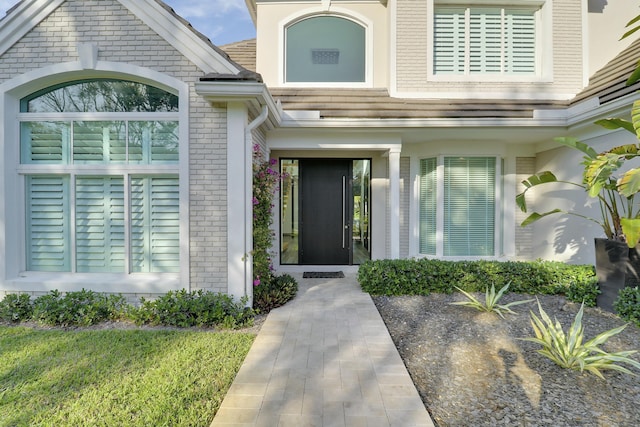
[0,62,189,294]
[279,9,374,88]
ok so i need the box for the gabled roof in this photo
[571,36,640,105]
[220,39,257,72]
[0,0,252,76]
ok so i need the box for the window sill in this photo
[3,272,182,295]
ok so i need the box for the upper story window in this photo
[285,16,366,83]
[433,6,538,76]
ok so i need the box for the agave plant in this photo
[451,283,533,319]
[523,299,640,379]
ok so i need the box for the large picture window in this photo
[285,16,366,83]
[433,7,537,75]
[20,80,180,273]
[420,157,499,257]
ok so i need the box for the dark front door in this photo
[299,159,351,265]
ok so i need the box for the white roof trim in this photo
[118,0,240,74]
[0,0,241,75]
[0,0,65,57]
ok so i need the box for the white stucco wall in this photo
[531,127,639,265]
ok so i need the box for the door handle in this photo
[342,175,346,249]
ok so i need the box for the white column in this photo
[389,147,401,259]
[227,102,249,301]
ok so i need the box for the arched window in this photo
[285,16,366,83]
[20,79,180,273]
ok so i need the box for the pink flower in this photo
[253,279,261,287]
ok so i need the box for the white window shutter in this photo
[75,177,125,272]
[26,176,70,271]
[504,10,536,74]
[434,8,466,74]
[131,176,180,273]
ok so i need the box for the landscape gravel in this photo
[373,293,640,427]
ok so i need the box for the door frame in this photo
[279,157,372,266]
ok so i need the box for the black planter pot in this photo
[594,238,637,312]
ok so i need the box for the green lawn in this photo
[0,326,254,427]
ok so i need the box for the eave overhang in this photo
[195,78,282,130]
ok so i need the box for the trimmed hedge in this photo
[615,287,640,328]
[358,258,598,305]
[253,273,298,313]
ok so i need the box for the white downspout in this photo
[244,105,269,306]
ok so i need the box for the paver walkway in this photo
[211,273,435,427]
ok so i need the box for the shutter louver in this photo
[73,121,126,163]
[75,177,125,272]
[434,8,466,74]
[21,122,68,164]
[469,9,502,74]
[26,176,70,271]
[505,10,536,74]
[433,7,537,76]
[419,158,437,255]
[131,176,180,273]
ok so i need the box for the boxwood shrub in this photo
[614,287,640,328]
[358,258,598,305]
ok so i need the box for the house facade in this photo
[0,0,638,302]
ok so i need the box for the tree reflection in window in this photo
[22,79,179,113]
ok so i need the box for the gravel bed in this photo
[373,293,640,427]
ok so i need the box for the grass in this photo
[0,326,255,427]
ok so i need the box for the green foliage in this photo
[358,258,596,303]
[0,326,254,426]
[252,145,286,287]
[451,283,533,318]
[32,290,127,327]
[131,290,254,329]
[565,277,600,307]
[253,273,298,313]
[615,287,640,328]
[0,294,34,323]
[523,300,640,379]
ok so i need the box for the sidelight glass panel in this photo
[352,160,371,264]
[280,160,299,264]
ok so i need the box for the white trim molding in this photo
[0,60,191,293]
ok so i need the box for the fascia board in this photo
[566,92,640,128]
[118,0,240,75]
[195,80,282,128]
[0,0,65,57]
[279,116,569,129]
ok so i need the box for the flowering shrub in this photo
[252,144,284,287]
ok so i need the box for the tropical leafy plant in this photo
[517,14,640,247]
[523,299,640,378]
[451,283,533,318]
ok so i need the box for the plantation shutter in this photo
[20,122,69,164]
[443,157,495,256]
[73,121,126,163]
[75,177,125,272]
[434,8,466,74]
[419,158,437,255]
[131,176,180,273]
[469,9,502,74]
[26,176,70,271]
[504,10,536,74]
